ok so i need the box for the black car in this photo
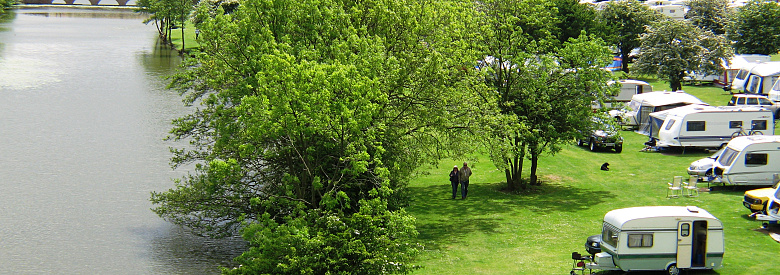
[577,119,624,153]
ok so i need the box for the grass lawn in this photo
[406,81,780,274]
[169,22,200,53]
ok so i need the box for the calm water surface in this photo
[0,7,244,274]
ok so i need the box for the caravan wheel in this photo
[667,264,680,275]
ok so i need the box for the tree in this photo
[634,19,732,91]
[153,0,485,272]
[135,0,194,49]
[477,0,615,190]
[684,0,731,35]
[552,0,598,45]
[728,0,780,55]
[597,0,661,73]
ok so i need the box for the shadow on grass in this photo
[408,181,615,251]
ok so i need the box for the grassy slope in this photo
[407,80,780,274]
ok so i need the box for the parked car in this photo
[744,179,780,213]
[687,148,724,180]
[577,119,624,153]
[727,94,780,119]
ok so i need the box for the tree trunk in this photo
[620,48,631,74]
[670,79,682,91]
[530,153,539,186]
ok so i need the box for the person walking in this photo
[449,166,460,199]
[459,162,472,199]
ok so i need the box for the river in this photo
[0,7,245,274]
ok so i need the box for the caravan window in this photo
[602,224,619,248]
[747,97,759,105]
[759,98,773,105]
[627,233,653,247]
[745,153,768,166]
[748,76,762,93]
[718,148,739,166]
[665,119,676,130]
[729,121,743,129]
[736,69,749,80]
[687,121,705,131]
[751,120,768,130]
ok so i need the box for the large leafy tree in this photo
[597,0,660,73]
[728,0,780,55]
[634,19,733,91]
[478,0,615,190]
[153,0,485,272]
[552,0,598,45]
[684,0,731,35]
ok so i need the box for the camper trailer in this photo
[597,79,653,109]
[717,55,771,89]
[609,91,706,135]
[743,62,780,95]
[611,79,652,102]
[650,105,774,149]
[767,77,780,102]
[574,206,724,275]
[713,135,780,186]
[731,65,759,92]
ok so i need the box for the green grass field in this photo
[406,81,780,274]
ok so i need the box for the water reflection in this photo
[0,7,244,274]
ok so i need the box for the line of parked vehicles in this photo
[571,71,780,274]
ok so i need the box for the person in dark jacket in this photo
[459,162,472,199]
[449,166,460,199]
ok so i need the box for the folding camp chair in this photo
[684,175,700,197]
[667,176,683,198]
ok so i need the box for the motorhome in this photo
[575,206,724,275]
[650,105,774,149]
[713,135,780,186]
[609,91,706,135]
[743,62,780,95]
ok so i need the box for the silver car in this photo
[687,148,724,180]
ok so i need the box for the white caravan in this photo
[743,62,780,95]
[713,54,771,90]
[611,79,652,102]
[578,206,724,275]
[650,105,774,149]
[767,77,780,102]
[597,79,653,109]
[714,135,780,186]
[609,91,706,135]
[731,64,760,92]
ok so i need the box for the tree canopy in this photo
[153,0,486,273]
[728,0,780,55]
[684,0,731,35]
[596,0,661,73]
[477,0,615,190]
[634,19,732,91]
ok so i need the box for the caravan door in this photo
[677,221,693,269]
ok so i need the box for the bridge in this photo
[22,0,133,5]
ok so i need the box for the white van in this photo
[651,105,773,149]
[714,135,780,186]
[743,62,780,95]
[577,206,724,275]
